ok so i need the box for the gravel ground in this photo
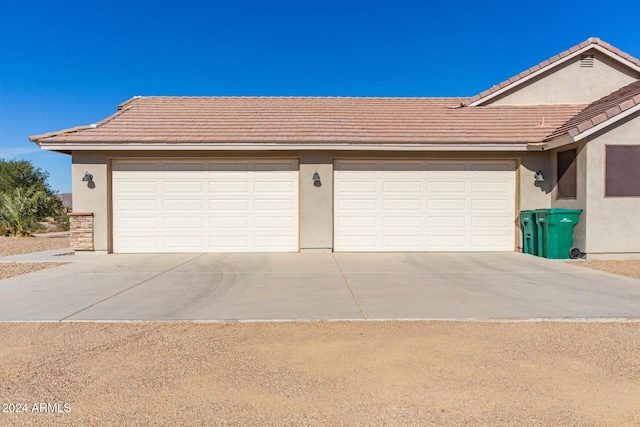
[0,236,71,279]
[571,259,640,280]
[0,236,70,257]
[0,262,69,280]
[0,321,639,426]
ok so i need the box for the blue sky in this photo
[1,0,639,193]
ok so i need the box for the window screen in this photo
[557,149,577,198]
[606,145,640,197]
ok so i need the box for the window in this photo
[605,145,640,197]
[557,149,577,198]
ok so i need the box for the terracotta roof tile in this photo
[30,96,585,145]
[544,80,640,141]
[467,38,640,106]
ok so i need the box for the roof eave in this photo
[36,142,533,152]
[532,102,640,150]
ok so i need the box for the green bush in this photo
[57,210,70,231]
[0,187,61,237]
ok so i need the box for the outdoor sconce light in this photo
[312,171,321,187]
[82,172,95,188]
[534,171,545,182]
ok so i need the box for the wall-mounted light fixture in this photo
[82,172,95,188]
[312,171,321,187]
[534,171,545,182]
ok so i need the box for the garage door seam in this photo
[59,253,206,321]
[332,254,367,320]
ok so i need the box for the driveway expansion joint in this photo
[332,253,367,320]
[59,253,206,321]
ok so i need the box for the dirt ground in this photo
[571,259,640,280]
[0,321,639,426]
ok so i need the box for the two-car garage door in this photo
[334,160,516,251]
[112,160,299,253]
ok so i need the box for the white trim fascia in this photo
[572,102,640,143]
[529,135,575,151]
[469,44,640,107]
[37,143,531,152]
[533,102,640,150]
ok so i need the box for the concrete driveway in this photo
[1,252,640,321]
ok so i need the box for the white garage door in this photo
[112,160,299,253]
[334,160,516,252]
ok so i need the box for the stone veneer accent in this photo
[69,213,94,251]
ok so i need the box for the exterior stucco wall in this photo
[72,152,109,251]
[484,52,639,106]
[299,153,333,250]
[71,149,550,253]
[581,112,640,257]
[550,142,588,252]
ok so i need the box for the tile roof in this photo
[31,96,585,145]
[544,80,640,141]
[467,38,640,106]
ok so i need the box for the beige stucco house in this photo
[31,38,640,259]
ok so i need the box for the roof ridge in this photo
[122,95,470,100]
[467,38,640,106]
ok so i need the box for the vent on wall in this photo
[580,54,594,68]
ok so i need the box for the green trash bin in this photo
[535,208,583,259]
[519,210,538,255]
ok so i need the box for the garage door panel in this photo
[428,216,466,228]
[209,199,248,211]
[163,181,203,193]
[335,160,515,252]
[336,234,378,248]
[471,216,511,228]
[338,199,377,210]
[163,162,203,172]
[472,162,512,172]
[335,162,378,172]
[116,199,157,211]
[113,160,298,253]
[428,162,466,172]
[428,199,466,210]
[254,162,295,172]
[254,199,294,210]
[382,199,421,210]
[383,216,421,228]
[116,181,158,193]
[383,181,422,192]
[209,181,249,193]
[163,217,204,229]
[427,181,466,193]
[254,181,294,193]
[163,199,203,211]
[254,235,296,248]
[338,181,378,192]
[428,234,466,248]
[471,199,511,211]
[117,217,158,229]
[116,162,158,172]
[254,217,295,228]
[471,181,511,193]
[209,162,249,172]
[116,235,158,249]
[339,216,377,228]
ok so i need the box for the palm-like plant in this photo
[0,187,59,236]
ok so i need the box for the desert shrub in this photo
[57,210,70,231]
[0,187,62,236]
